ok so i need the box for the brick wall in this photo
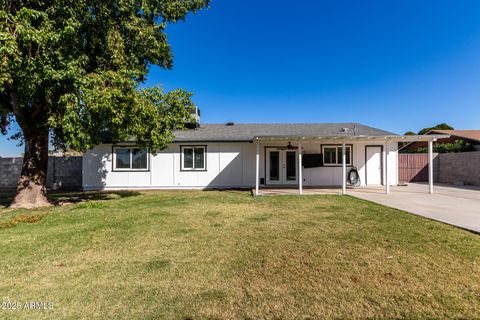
[438,151,480,186]
[0,156,82,190]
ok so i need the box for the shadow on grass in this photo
[0,190,141,209]
[50,190,141,206]
[0,191,15,209]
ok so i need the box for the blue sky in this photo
[2,0,480,156]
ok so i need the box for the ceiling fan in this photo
[274,142,301,150]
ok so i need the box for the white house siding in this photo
[312,142,398,186]
[82,141,398,190]
[82,142,257,190]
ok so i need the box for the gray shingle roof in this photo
[173,123,397,142]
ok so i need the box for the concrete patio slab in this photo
[349,183,480,233]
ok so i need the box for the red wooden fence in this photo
[398,154,430,182]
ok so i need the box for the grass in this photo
[0,190,479,319]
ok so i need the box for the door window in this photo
[269,151,280,181]
[286,151,296,181]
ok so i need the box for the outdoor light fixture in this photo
[287,142,293,150]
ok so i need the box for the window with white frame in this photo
[114,147,149,170]
[181,146,206,170]
[322,145,352,166]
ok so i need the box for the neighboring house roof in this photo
[173,123,397,142]
[399,129,480,152]
[427,130,480,143]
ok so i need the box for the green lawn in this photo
[0,190,479,319]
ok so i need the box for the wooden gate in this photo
[398,154,429,182]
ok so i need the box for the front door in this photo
[266,148,298,185]
[366,146,382,185]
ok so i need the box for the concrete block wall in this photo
[0,156,82,190]
[0,157,23,189]
[438,151,480,186]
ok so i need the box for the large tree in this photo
[0,0,209,208]
[417,123,454,135]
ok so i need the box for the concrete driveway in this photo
[349,183,480,233]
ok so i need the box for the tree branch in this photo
[7,83,28,132]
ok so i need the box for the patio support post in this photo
[382,144,387,188]
[255,142,260,196]
[342,143,346,195]
[385,141,390,194]
[428,139,434,194]
[298,142,303,195]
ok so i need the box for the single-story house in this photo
[82,113,446,195]
[400,130,480,152]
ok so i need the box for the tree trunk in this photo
[10,129,51,208]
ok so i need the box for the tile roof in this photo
[430,130,480,143]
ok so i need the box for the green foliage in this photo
[0,0,209,151]
[418,123,454,135]
[413,140,474,153]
